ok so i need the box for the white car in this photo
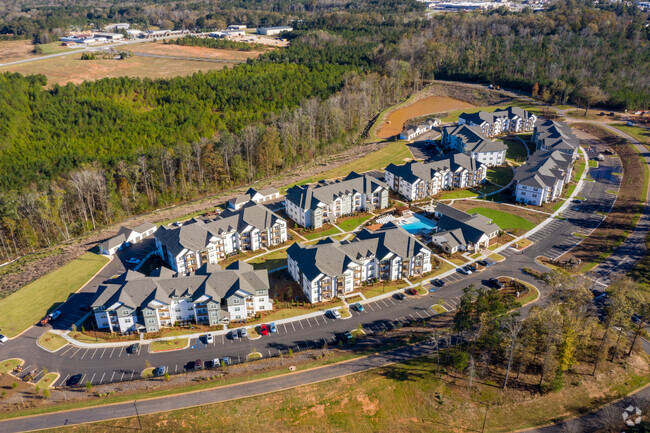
[0,334,8,343]
[330,310,341,319]
[205,334,214,344]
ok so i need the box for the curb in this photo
[36,334,69,353]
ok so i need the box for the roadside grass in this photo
[246,352,263,361]
[339,309,352,319]
[504,138,528,163]
[150,338,189,352]
[35,372,59,389]
[449,257,468,266]
[470,252,482,259]
[466,207,535,231]
[0,359,23,374]
[514,238,533,249]
[630,232,650,288]
[37,332,69,352]
[336,214,373,232]
[250,303,343,324]
[301,226,342,240]
[414,286,428,295]
[438,189,479,200]
[489,253,505,262]
[486,166,514,186]
[588,160,598,168]
[607,123,650,145]
[552,199,566,213]
[431,304,447,314]
[572,232,588,239]
[362,281,407,299]
[33,42,76,55]
[0,252,109,338]
[280,141,413,193]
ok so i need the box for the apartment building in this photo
[92,261,272,333]
[287,223,432,303]
[533,119,580,159]
[458,106,537,137]
[399,119,440,140]
[98,222,158,256]
[441,124,507,167]
[514,150,574,206]
[228,187,281,210]
[155,202,287,273]
[384,153,486,201]
[285,172,389,229]
[430,203,500,253]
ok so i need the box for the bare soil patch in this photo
[128,41,265,61]
[0,40,40,63]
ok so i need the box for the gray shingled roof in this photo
[286,172,387,211]
[459,106,534,127]
[514,150,573,190]
[443,124,507,153]
[92,260,269,311]
[535,119,579,152]
[435,206,499,245]
[386,153,484,185]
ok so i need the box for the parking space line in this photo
[306,318,312,327]
[118,348,122,357]
[291,322,296,332]
[130,371,135,380]
[69,348,81,359]
[90,349,98,360]
[415,311,424,318]
[120,372,125,381]
[374,303,382,310]
[282,324,288,333]
[99,372,105,384]
[89,373,96,384]
[222,334,225,344]
[80,349,90,360]
[59,374,70,387]
[366,303,375,311]
[298,320,304,330]
[110,372,115,382]
[381,299,390,308]
[80,374,86,385]
[386,298,396,305]
[313,316,320,326]
[100,348,107,358]
[59,346,74,357]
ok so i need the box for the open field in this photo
[486,166,514,186]
[563,124,648,271]
[0,53,235,85]
[466,207,536,231]
[281,141,414,192]
[0,252,109,338]
[0,40,84,63]
[127,41,266,61]
[450,200,547,225]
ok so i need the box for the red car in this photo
[406,288,418,296]
[260,324,268,336]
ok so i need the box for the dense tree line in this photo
[166,35,266,52]
[445,273,649,395]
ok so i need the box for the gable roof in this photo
[459,106,535,127]
[386,153,484,184]
[535,119,579,152]
[514,149,573,190]
[443,124,507,154]
[434,205,499,244]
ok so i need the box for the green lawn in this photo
[35,372,59,389]
[302,226,342,240]
[337,214,373,232]
[466,207,535,231]
[339,308,352,319]
[608,123,650,145]
[0,359,23,374]
[280,141,414,193]
[35,42,81,55]
[438,189,479,200]
[37,332,68,352]
[249,248,289,271]
[431,304,447,314]
[0,252,109,337]
[362,281,407,299]
[487,166,514,186]
[588,160,598,167]
[504,138,528,163]
[489,253,505,262]
[150,338,189,352]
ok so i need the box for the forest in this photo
[166,35,266,52]
[0,0,648,260]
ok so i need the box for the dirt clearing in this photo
[127,41,266,61]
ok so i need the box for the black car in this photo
[466,264,477,272]
[489,278,503,289]
[67,374,82,387]
[393,293,406,301]
[432,279,445,287]
[185,361,197,371]
[127,343,140,354]
[477,260,489,267]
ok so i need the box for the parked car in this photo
[239,328,248,338]
[125,257,140,265]
[204,334,214,344]
[0,334,8,343]
[463,266,474,274]
[466,264,477,272]
[230,330,239,340]
[185,361,197,370]
[207,358,220,368]
[67,374,82,387]
[49,310,61,321]
[222,356,231,366]
[342,331,353,341]
[330,310,342,319]
[260,324,268,336]
[269,322,277,333]
[393,292,406,301]
[457,267,469,275]
[194,359,202,370]
[488,278,504,289]
[405,288,418,296]
[153,366,168,376]
[626,121,634,126]
[478,260,489,267]
[127,343,140,354]
[354,302,364,312]
[432,279,445,287]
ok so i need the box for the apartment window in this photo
[146,318,155,324]
[235,307,241,312]
[122,310,130,316]
[124,318,131,324]
[146,310,153,316]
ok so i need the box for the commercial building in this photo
[286,172,389,229]
[155,202,287,273]
[441,124,507,167]
[98,222,158,256]
[92,261,272,333]
[287,223,432,303]
[257,26,293,35]
[384,153,486,201]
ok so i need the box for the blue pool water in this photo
[400,213,437,234]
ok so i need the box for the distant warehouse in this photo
[257,26,293,35]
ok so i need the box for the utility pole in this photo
[481,405,489,433]
[134,400,142,430]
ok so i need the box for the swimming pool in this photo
[400,213,437,234]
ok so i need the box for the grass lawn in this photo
[431,304,447,314]
[35,372,59,389]
[438,189,479,200]
[362,281,407,299]
[514,238,533,249]
[440,105,500,123]
[504,138,528,163]
[475,183,502,196]
[281,141,413,193]
[430,261,455,277]
[512,280,540,306]
[337,214,373,232]
[302,226,342,240]
[150,338,189,352]
[34,42,76,55]
[37,333,68,352]
[0,359,23,374]
[466,207,536,231]
[489,253,505,262]
[339,309,352,319]
[470,252,482,259]
[414,286,428,295]
[449,257,468,266]
[249,248,289,271]
[608,123,650,145]
[486,166,514,186]
[588,160,598,168]
[0,252,109,338]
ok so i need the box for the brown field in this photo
[127,41,266,61]
[0,40,38,63]
[0,53,233,85]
